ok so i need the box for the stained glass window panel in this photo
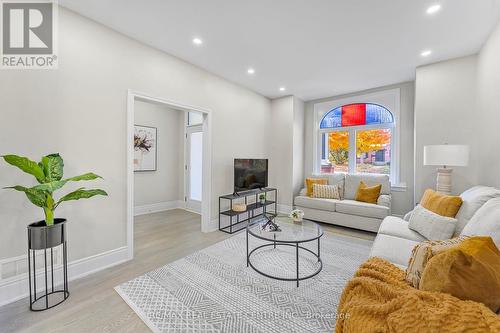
[320,107,342,128]
[341,104,366,126]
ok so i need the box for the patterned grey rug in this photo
[115,227,372,333]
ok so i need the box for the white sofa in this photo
[294,173,391,232]
[371,185,500,269]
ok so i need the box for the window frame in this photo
[313,88,401,185]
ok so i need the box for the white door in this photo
[185,125,203,213]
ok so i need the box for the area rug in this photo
[115,228,372,333]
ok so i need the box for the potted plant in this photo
[2,153,107,247]
[290,209,304,223]
[259,193,266,205]
[1,153,107,309]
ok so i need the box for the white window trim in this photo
[313,88,402,186]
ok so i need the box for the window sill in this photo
[391,183,407,192]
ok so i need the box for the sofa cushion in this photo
[408,205,457,241]
[420,189,463,218]
[305,177,327,197]
[461,197,500,248]
[419,236,500,312]
[344,174,390,200]
[355,181,382,204]
[378,216,426,242]
[405,236,469,288]
[294,195,338,212]
[335,199,389,219]
[455,186,500,236]
[370,234,420,267]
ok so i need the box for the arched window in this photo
[318,103,395,176]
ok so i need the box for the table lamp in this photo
[424,144,469,194]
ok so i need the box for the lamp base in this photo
[436,168,453,195]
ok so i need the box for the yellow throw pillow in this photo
[305,178,327,197]
[420,188,463,217]
[419,236,500,312]
[405,236,468,288]
[354,181,381,204]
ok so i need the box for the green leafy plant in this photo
[2,153,108,226]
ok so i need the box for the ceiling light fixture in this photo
[421,50,432,57]
[426,4,441,15]
[279,87,286,92]
[192,37,203,45]
[247,68,255,75]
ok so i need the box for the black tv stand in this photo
[219,188,277,234]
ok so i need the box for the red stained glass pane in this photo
[341,104,366,126]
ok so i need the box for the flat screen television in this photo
[234,159,268,193]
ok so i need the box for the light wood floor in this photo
[0,209,374,333]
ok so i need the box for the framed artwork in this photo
[134,125,157,171]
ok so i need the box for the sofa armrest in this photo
[403,210,413,221]
[377,194,392,213]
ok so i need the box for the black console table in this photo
[218,188,277,234]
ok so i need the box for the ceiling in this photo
[60,0,500,101]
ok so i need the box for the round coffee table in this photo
[246,215,323,287]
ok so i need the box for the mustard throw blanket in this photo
[335,257,500,333]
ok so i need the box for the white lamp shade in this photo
[424,145,469,167]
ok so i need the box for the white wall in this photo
[269,97,294,208]
[268,96,305,212]
[133,101,183,208]
[0,8,271,265]
[304,82,415,215]
[414,56,478,200]
[292,97,305,200]
[476,21,500,189]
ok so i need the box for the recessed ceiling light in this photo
[247,68,255,75]
[421,50,432,57]
[192,37,203,45]
[426,4,441,15]
[279,87,286,92]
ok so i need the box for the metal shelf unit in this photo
[218,188,277,234]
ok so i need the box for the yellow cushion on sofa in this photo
[420,188,463,217]
[405,236,468,288]
[305,178,327,197]
[355,181,381,204]
[419,236,500,312]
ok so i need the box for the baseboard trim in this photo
[0,246,129,307]
[134,200,185,216]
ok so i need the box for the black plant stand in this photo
[27,219,69,311]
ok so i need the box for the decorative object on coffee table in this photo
[1,153,107,311]
[260,213,281,232]
[290,209,304,223]
[246,215,323,287]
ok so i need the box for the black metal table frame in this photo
[246,222,323,287]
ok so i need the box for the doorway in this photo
[185,124,203,213]
[126,90,213,260]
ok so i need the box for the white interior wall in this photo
[304,82,415,215]
[292,97,305,200]
[0,8,271,264]
[414,56,478,200]
[476,21,500,189]
[133,101,184,208]
[269,96,294,209]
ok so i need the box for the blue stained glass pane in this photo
[366,104,381,124]
[320,107,342,128]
